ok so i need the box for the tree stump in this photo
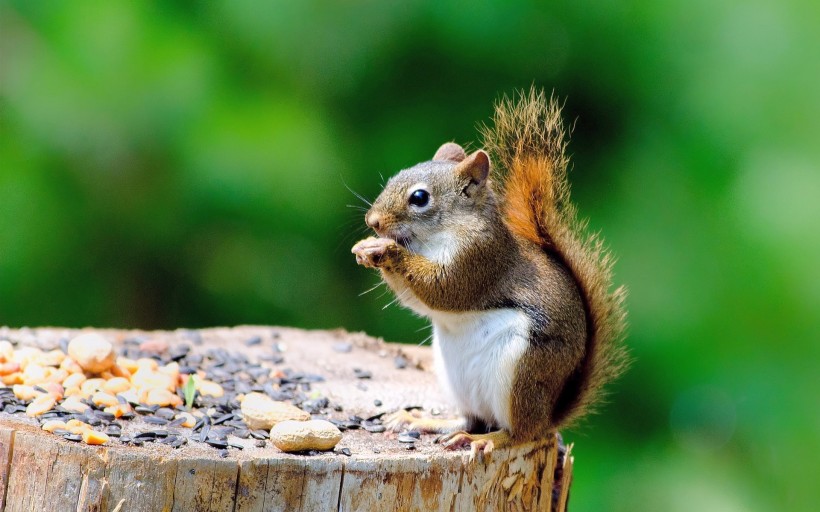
[0,326,573,511]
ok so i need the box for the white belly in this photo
[430,309,530,430]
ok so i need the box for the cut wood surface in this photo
[0,326,573,511]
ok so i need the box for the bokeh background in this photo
[1,1,817,510]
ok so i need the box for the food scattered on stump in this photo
[240,392,310,430]
[67,333,117,373]
[0,327,447,457]
[270,419,343,452]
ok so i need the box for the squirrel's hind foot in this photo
[438,429,512,462]
[384,409,465,434]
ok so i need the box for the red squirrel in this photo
[352,89,628,457]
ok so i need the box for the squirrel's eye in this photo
[408,189,430,207]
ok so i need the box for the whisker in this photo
[374,286,392,300]
[417,332,434,347]
[359,281,385,297]
[382,296,400,311]
[383,288,411,310]
[340,176,372,207]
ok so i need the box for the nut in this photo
[91,391,118,407]
[269,420,342,452]
[65,419,91,434]
[0,362,20,376]
[41,420,67,433]
[26,394,56,417]
[41,382,64,400]
[67,333,116,374]
[81,378,106,397]
[82,430,109,445]
[175,412,196,428]
[143,388,182,407]
[61,396,90,413]
[36,349,65,367]
[104,403,132,418]
[131,369,175,393]
[102,377,130,394]
[13,384,43,401]
[1,372,22,385]
[240,393,309,430]
[197,379,224,398]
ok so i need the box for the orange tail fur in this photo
[481,88,629,427]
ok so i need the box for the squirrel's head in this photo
[365,142,496,264]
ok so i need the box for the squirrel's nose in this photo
[366,212,382,231]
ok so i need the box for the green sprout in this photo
[184,375,197,410]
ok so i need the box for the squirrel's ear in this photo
[455,150,490,196]
[433,142,466,163]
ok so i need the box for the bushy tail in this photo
[480,88,629,427]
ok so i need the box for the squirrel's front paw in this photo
[352,237,399,269]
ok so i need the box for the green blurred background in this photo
[1,1,817,510]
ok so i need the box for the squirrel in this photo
[352,88,628,458]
